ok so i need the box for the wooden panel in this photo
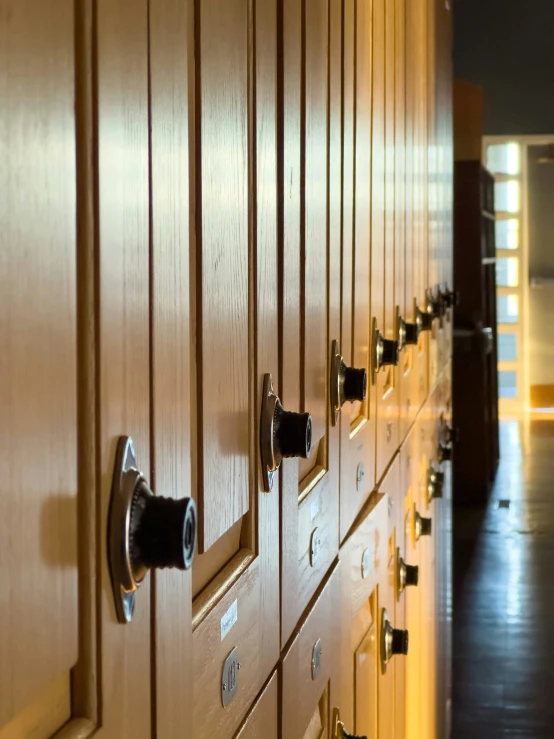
[372,0,398,482]
[282,562,342,739]
[191,1,280,736]
[96,0,152,735]
[338,493,388,733]
[196,0,249,551]
[303,0,329,449]
[402,427,423,739]
[235,674,278,739]
[354,621,379,738]
[0,0,77,730]
[281,0,340,645]
[149,0,194,736]
[340,0,377,540]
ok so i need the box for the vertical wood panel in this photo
[304,0,328,444]
[149,0,194,736]
[353,0,372,420]
[97,0,151,735]
[197,0,249,551]
[0,0,77,726]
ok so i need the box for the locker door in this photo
[377,455,404,739]
[149,1,194,735]
[282,563,342,739]
[396,0,411,446]
[419,400,438,739]
[235,673,278,739]
[371,0,396,482]
[281,0,341,644]
[189,2,280,736]
[407,0,431,416]
[0,1,82,735]
[338,498,387,739]
[340,0,377,539]
[402,424,424,739]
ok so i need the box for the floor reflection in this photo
[452,419,554,738]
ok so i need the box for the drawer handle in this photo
[381,608,409,671]
[415,509,432,539]
[260,373,312,492]
[398,550,419,593]
[428,467,445,501]
[108,436,197,624]
[330,339,367,425]
[372,319,399,375]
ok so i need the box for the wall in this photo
[454,0,554,135]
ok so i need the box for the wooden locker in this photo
[396,0,412,446]
[338,495,387,738]
[419,397,439,739]
[234,674,278,739]
[372,0,399,483]
[402,421,426,739]
[340,0,377,540]
[280,0,341,646]
[149,0,195,735]
[188,1,280,737]
[0,0,81,734]
[281,562,342,739]
[377,456,404,739]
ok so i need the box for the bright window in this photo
[495,181,520,213]
[495,219,519,249]
[496,257,519,287]
[498,370,518,399]
[498,334,517,362]
[497,295,519,324]
[487,143,520,175]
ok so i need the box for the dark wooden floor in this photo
[452,419,554,738]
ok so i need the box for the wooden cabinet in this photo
[282,563,341,739]
[453,162,500,504]
[0,0,453,737]
[0,1,79,735]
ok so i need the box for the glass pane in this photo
[498,370,518,399]
[498,333,517,361]
[497,294,519,323]
[496,257,519,287]
[495,219,519,249]
[487,143,520,175]
[495,181,520,213]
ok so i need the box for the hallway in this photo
[452,419,554,737]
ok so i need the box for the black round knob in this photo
[274,402,312,459]
[428,295,445,321]
[446,426,459,444]
[416,512,432,538]
[403,321,419,346]
[443,288,459,309]
[391,627,409,656]
[417,306,433,332]
[381,337,400,367]
[132,486,197,572]
[343,365,367,402]
[404,563,419,587]
[438,443,452,462]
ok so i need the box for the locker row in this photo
[235,367,453,739]
[1,0,453,736]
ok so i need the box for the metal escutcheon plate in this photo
[221,647,240,708]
